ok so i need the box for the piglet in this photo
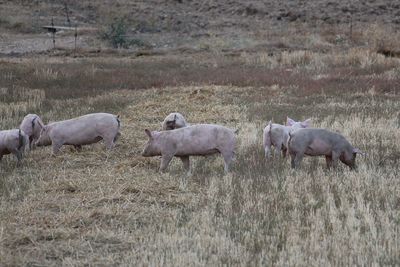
[0,129,29,165]
[161,112,189,130]
[263,117,311,159]
[19,114,45,150]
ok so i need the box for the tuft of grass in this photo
[100,18,130,49]
[0,16,37,33]
[99,18,150,49]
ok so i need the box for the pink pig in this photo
[35,113,121,155]
[142,124,236,174]
[0,129,29,165]
[288,128,363,169]
[19,114,45,149]
[263,117,311,159]
[161,112,189,130]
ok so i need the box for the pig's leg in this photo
[264,146,271,159]
[294,154,303,168]
[74,145,82,151]
[273,140,283,158]
[52,142,63,155]
[12,149,22,163]
[282,145,288,158]
[339,154,357,170]
[264,136,272,159]
[331,151,340,168]
[103,135,116,150]
[179,156,191,175]
[221,151,233,173]
[290,150,296,168]
[160,154,174,173]
[9,148,22,166]
[179,156,191,188]
[290,152,303,169]
[30,137,37,150]
[290,154,296,168]
[29,136,34,150]
[113,132,121,143]
[19,145,26,157]
[325,156,333,169]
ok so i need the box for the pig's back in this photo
[167,124,235,156]
[0,130,10,149]
[20,114,36,136]
[52,113,116,132]
[0,130,19,151]
[292,128,349,146]
[49,113,117,144]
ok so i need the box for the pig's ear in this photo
[171,114,177,126]
[40,125,48,132]
[145,129,152,139]
[37,120,45,129]
[287,117,295,126]
[353,147,365,155]
[301,118,312,128]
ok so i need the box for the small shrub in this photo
[100,18,130,49]
[100,18,149,49]
[0,17,35,33]
[129,38,150,48]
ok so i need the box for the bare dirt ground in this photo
[0,33,96,55]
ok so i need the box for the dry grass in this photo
[1,1,400,265]
[0,49,400,266]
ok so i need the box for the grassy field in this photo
[0,47,399,266]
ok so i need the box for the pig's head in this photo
[142,129,161,157]
[341,147,363,170]
[287,117,312,129]
[32,116,45,139]
[165,115,177,130]
[35,124,52,147]
[34,117,45,128]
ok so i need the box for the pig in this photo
[161,112,189,130]
[19,114,45,149]
[288,128,363,170]
[263,117,311,159]
[35,113,121,155]
[142,124,236,174]
[0,129,29,165]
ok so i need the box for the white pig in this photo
[0,129,29,165]
[161,112,189,130]
[35,113,120,155]
[142,124,236,174]
[19,114,45,149]
[288,128,363,169]
[263,117,311,159]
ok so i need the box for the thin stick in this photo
[349,13,353,41]
[74,25,78,55]
[65,1,71,27]
[51,17,56,49]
